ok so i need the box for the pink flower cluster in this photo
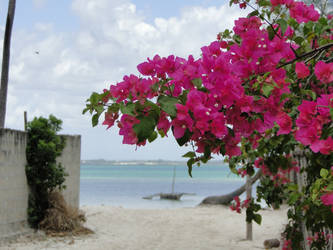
[110,74,158,104]
[320,192,333,212]
[100,0,332,158]
[315,61,333,84]
[271,0,320,24]
[295,95,333,154]
[102,14,301,157]
[254,157,299,185]
[230,196,251,213]
[307,232,333,246]
[282,239,292,250]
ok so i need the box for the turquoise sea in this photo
[80,163,246,209]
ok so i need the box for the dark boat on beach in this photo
[142,166,195,200]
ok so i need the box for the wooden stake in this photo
[24,111,27,131]
[246,174,253,241]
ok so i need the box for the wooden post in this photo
[246,174,253,240]
[293,148,310,250]
[171,166,176,193]
[24,111,27,131]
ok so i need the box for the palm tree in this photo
[0,0,16,128]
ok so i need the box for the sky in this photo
[0,0,246,161]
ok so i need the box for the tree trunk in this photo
[0,0,16,128]
[199,169,262,205]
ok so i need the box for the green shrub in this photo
[25,115,67,228]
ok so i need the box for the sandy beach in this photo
[0,205,288,250]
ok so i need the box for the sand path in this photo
[0,205,288,250]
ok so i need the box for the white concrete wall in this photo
[58,135,81,208]
[0,129,81,239]
[0,129,29,239]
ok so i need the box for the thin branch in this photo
[277,42,333,69]
[305,48,326,63]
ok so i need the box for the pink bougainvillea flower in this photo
[224,133,242,157]
[321,192,333,212]
[233,16,261,36]
[211,113,228,138]
[314,61,333,83]
[316,94,333,121]
[171,119,188,139]
[317,137,333,155]
[137,61,155,76]
[230,196,241,213]
[239,2,247,8]
[157,112,171,136]
[295,62,310,79]
[289,2,320,23]
[118,114,140,145]
[296,100,317,128]
[171,104,193,138]
[276,112,292,135]
[295,126,320,146]
[102,111,119,129]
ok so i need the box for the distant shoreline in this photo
[81,159,225,166]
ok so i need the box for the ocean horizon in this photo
[80,163,250,209]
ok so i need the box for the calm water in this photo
[80,164,246,208]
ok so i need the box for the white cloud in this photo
[33,0,48,8]
[5,0,245,160]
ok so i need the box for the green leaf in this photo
[320,168,329,178]
[277,19,287,36]
[133,116,156,143]
[109,103,120,113]
[151,82,160,92]
[148,131,158,143]
[175,129,191,146]
[318,17,327,26]
[267,26,275,41]
[96,105,104,116]
[294,36,304,45]
[182,151,196,158]
[248,10,259,17]
[262,84,274,97]
[187,158,195,177]
[204,146,211,159]
[330,107,333,121]
[82,107,89,115]
[301,89,316,100]
[326,183,333,191]
[288,192,299,204]
[287,184,298,191]
[253,214,262,225]
[158,129,166,138]
[192,78,203,88]
[92,114,99,127]
[220,144,226,155]
[120,103,136,116]
[157,96,178,118]
[90,92,100,105]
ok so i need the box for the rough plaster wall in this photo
[0,129,29,238]
[0,129,81,239]
[58,135,81,209]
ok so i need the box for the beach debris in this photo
[39,191,93,236]
[263,238,280,249]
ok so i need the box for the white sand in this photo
[0,205,288,250]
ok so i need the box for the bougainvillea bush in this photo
[84,0,333,248]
